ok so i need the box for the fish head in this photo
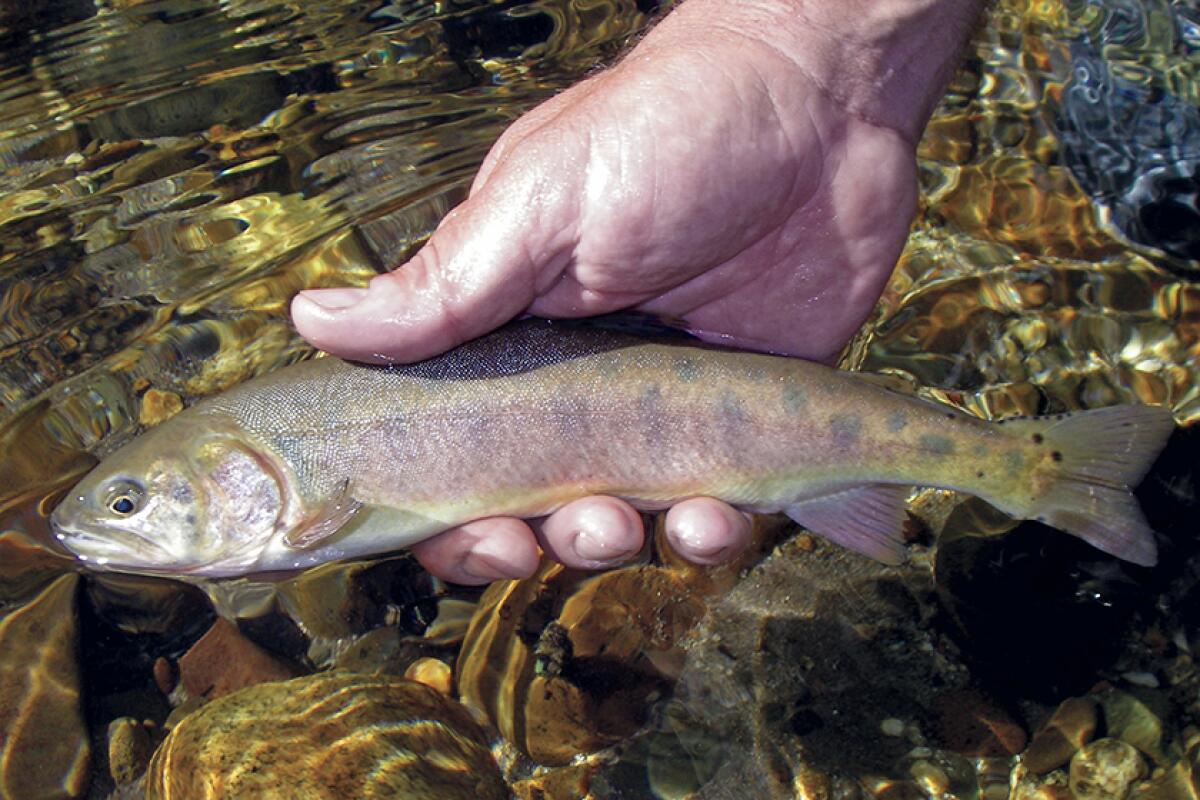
[51,415,288,576]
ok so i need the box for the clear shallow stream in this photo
[0,1,1198,798]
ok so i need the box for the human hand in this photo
[292,0,984,583]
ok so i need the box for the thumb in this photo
[292,175,570,363]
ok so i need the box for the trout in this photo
[51,320,1175,577]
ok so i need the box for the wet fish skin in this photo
[50,320,1175,577]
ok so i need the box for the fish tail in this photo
[1014,404,1175,566]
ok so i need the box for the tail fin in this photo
[1016,404,1175,566]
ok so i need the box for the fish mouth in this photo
[50,511,265,578]
[50,513,179,573]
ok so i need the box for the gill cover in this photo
[191,437,287,557]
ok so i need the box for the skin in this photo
[292,0,988,584]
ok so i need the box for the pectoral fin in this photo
[284,481,363,549]
[785,484,912,564]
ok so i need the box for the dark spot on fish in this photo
[1031,433,1044,444]
[674,356,699,382]
[462,415,494,448]
[919,434,956,457]
[549,396,587,438]
[945,412,956,419]
[830,415,862,449]
[782,385,807,415]
[886,412,907,432]
[721,392,747,431]
[997,419,1006,425]
[639,385,665,446]
[1051,450,1063,462]
[976,471,985,478]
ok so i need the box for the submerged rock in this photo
[107,717,155,786]
[456,560,702,766]
[144,671,506,800]
[1023,695,1099,774]
[456,518,777,767]
[1098,687,1176,767]
[625,535,952,799]
[0,573,90,799]
[176,618,299,700]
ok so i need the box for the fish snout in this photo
[50,512,175,571]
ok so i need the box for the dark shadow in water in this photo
[935,424,1199,702]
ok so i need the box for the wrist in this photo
[644,0,987,143]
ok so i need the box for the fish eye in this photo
[104,482,144,517]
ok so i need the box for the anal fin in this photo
[785,484,911,564]
[284,481,363,549]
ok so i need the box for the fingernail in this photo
[674,532,728,560]
[461,538,535,582]
[462,552,519,583]
[298,287,368,311]
[573,530,629,563]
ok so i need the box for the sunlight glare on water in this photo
[844,0,1200,427]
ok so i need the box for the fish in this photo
[50,319,1176,577]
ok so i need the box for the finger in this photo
[535,495,645,570]
[471,92,573,192]
[410,517,541,585]
[292,153,578,363]
[664,497,753,565]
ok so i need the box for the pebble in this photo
[152,657,177,695]
[881,718,906,737]
[404,657,453,696]
[107,717,154,785]
[178,618,298,700]
[1023,695,1098,774]
[1100,688,1171,765]
[1012,769,1074,800]
[137,388,183,426]
[1121,671,1160,689]
[1069,738,1147,800]
[909,759,951,795]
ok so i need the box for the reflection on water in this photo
[847,0,1200,428]
[0,0,1197,798]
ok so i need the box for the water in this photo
[0,0,1197,798]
